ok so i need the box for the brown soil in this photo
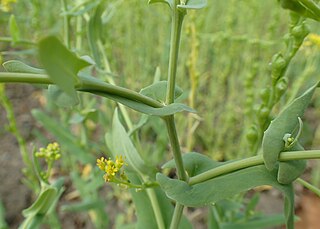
[296,191,320,229]
[0,84,37,228]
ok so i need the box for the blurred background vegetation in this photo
[2,0,320,227]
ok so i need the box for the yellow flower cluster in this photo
[308,33,320,48]
[0,0,16,12]
[302,33,320,49]
[35,142,61,162]
[96,156,126,182]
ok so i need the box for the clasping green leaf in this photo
[263,82,318,171]
[262,82,319,184]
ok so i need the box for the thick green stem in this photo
[164,2,187,229]
[165,116,188,181]
[189,150,320,185]
[0,72,163,108]
[166,6,185,104]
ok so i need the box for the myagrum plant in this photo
[2,0,320,228]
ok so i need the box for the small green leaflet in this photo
[38,36,90,105]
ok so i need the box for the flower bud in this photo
[258,106,270,120]
[271,53,286,80]
[259,87,271,104]
[246,125,258,144]
[275,77,288,99]
[292,23,309,41]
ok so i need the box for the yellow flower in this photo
[115,155,125,169]
[96,157,107,171]
[96,155,127,183]
[35,142,61,162]
[305,33,320,48]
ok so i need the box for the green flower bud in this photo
[292,23,309,41]
[259,106,270,120]
[259,87,271,104]
[271,53,286,80]
[275,77,288,99]
[246,125,258,143]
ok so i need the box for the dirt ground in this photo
[0,84,36,227]
[1,85,320,228]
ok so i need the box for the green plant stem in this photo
[61,0,71,49]
[0,72,163,108]
[164,2,187,228]
[145,188,166,229]
[165,116,188,181]
[166,5,185,104]
[170,203,184,229]
[296,178,320,197]
[189,150,320,185]
[0,85,31,167]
